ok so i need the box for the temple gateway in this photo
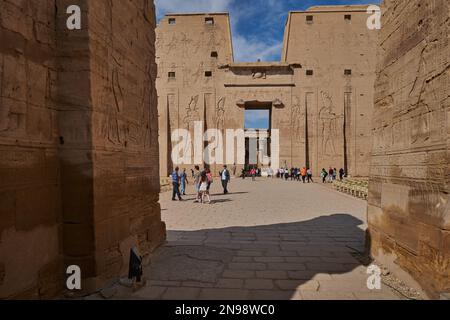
[156,5,377,177]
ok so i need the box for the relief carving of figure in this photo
[185,63,204,86]
[319,91,340,155]
[103,66,124,146]
[215,97,226,129]
[165,33,178,55]
[183,95,200,131]
[291,96,302,141]
[179,32,194,53]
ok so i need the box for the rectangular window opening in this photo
[345,15,352,21]
[306,15,314,23]
[211,51,218,58]
[168,18,176,25]
[306,70,314,76]
[205,71,212,77]
[168,72,176,79]
[344,69,352,75]
[205,17,214,25]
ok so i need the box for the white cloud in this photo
[233,35,282,62]
[155,0,284,61]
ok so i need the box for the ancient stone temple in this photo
[367,0,449,299]
[0,0,165,298]
[156,5,378,178]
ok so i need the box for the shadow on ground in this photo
[108,214,399,300]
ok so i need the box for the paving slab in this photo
[129,179,403,300]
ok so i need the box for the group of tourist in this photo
[171,165,231,204]
[277,167,314,183]
[320,167,346,183]
[240,167,261,180]
[171,165,347,204]
[277,167,347,184]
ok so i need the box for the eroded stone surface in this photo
[367,0,450,299]
[0,0,165,298]
[147,246,233,283]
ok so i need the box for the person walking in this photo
[333,168,337,181]
[199,174,211,204]
[307,168,314,183]
[328,167,334,183]
[339,168,345,181]
[251,167,256,181]
[220,165,231,194]
[193,165,201,203]
[171,167,183,201]
[180,168,188,195]
[301,167,307,183]
[206,169,213,198]
[241,168,246,179]
[321,168,328,184]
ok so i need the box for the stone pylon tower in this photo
[0,0,165,298]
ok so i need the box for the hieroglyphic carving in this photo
[291,96,302,141]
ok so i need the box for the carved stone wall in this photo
[367,0,449,299]
[282,6,378,176]
[156,13,234,177]
[156,7,377,178]
[0,0,62,299]
[0,0,165,298]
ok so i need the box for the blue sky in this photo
[155,0,380,62]
[155,0,380,128]
[245,110,270,129]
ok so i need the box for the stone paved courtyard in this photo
[105,178,402,300]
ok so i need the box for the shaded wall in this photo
[368,0,449,298]
[0,0,165,298]
[0,0,62,299]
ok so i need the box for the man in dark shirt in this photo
[220,165,231,194]
[171,167,183,201]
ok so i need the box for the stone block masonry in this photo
[156,6,378,178]
[0,0,165,298]
[368,0,449,299]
